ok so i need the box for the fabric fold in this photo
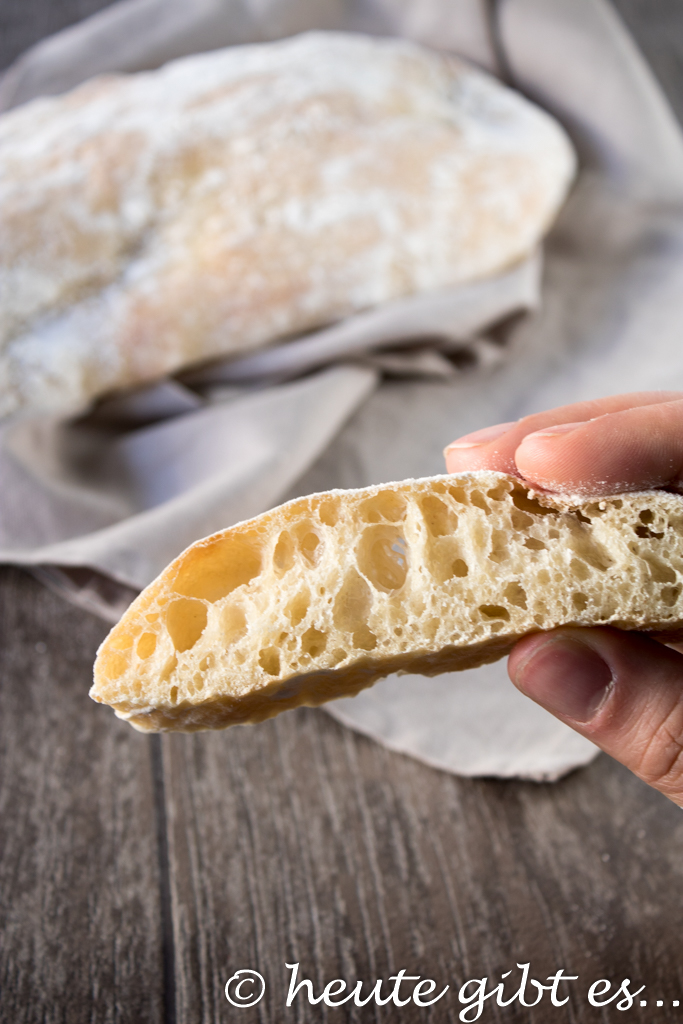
[2,0,682,778]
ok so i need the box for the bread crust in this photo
[91,472,683,732]
[0,32,575,417]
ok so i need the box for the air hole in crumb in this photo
[394,626,403,636]
[470,490,489,512]
[146,613,159,624]
[334,569,372,634]
[419,494,457,537]
[489,529,509,563]
[301,627,327,658]
[110,632,134,653]
[570,558,590,582]
[639,509,654,524]
[166,598,208,652]
[451,558,469,578]
[575,510,591,524]
[295,525,321,566]
[503,582,527,609]
[359,491,406,523]
[160,654,177,682]
[424,617,439,641]
[318,499,340,526]
[487,483,509,501]
[524,538,547,551]
[662,585,681,607]
[170,686,178,704]
[511,509,533,530]
[548,529,560,539]
[645,556,676,584]
[479,604,510,621]
[174,531,261,602]
[448,485,468,505]
[354,627,377,651]
[259,647,280,676]
[635,525,664,539]
[511,487,557,517]
[100,650,128,682]
[136,632,157,659]
[273,531,295,574]
[286,590,310,627]
[572,592,588,612]
[568,525,614,571]
[221,603,247,645]
[357,526,408,592]
[612,499,623,509]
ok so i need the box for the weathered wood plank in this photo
[163,710,683,1024]
[0,567,164,1024]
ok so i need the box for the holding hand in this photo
[445,392,683,806]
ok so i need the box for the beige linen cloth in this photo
[2,0,683,779]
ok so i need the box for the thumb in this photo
[509,628,683,805]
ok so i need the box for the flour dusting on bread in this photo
[0,32,575,418]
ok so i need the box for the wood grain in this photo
[0,567,164,1024]
[162,709,683,1024]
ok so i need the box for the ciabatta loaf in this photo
[0,32,575,418]
[91,472,683,732]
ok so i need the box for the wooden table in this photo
[2,4,683,1022]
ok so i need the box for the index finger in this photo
[444,391,683,494]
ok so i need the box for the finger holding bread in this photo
[447,391,683,807]
[510,626,683,807]
[445,391,683,495]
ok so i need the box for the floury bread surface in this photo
[0,32,575,417]
[92,472,683,732]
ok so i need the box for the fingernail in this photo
[524,421,581,440]
[512,636,613,723]
[444,421,516,453]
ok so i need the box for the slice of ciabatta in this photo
[90,472,683,732]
